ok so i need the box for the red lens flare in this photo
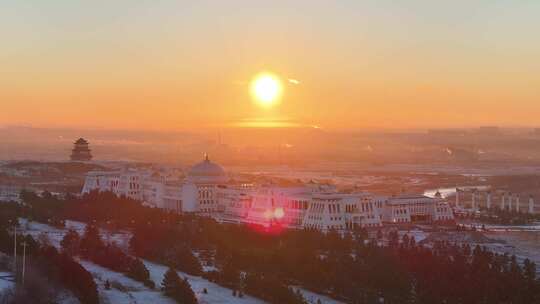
[274,207,285,219]
[246,207,293,235]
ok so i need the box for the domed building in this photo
[187,155,228,183]
[182,155,228,213]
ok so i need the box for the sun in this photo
[250,73,282,107]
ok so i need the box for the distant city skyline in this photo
[2,1,540,130]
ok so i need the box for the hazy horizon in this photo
[1,125,540,166]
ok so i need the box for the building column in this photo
[501,192,506,210]
[471,191,476,211]
[516,194,520,213]
[486,191,491,210]
[508,192,512,211]
[529,195,535,214]
[455,188,460,208]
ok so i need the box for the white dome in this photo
[189,156,225,177]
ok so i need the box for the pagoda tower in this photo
[70,138,92,161]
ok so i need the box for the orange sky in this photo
[1,1,540,131]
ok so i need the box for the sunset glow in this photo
[1,1,540,131]
[3,2,540,303]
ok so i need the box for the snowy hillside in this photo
[16,219,271,304]
[143,260,265,304]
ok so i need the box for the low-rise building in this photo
[0,185,23,203]
[381,194,453,224]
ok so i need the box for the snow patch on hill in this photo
[0,271,15,293]
[143,260,266,304]
[78,259,176,304]
[16,218,341,303]
[292,286,346,304]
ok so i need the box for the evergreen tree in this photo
[523,259,536,282]
[161,267,198,304]
[388,230,399,248]
[178,277,198,304]
[79,225,104,257]
[162,267,182,297]
[23,234,39,253]
[37,231,52,247]
[402,234,409,248]
[409,236,416,248]
[61,228,81,255]
[128,258,154,288]
[171,245,202,275]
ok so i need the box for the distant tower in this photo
[70,138,92,161]
[471,190,477,211]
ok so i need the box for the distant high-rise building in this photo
[477,126,500,136]
[70,138,92,161]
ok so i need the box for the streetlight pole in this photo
[13,226,17,273]
[21,241,27,285]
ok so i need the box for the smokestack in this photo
[471,190,476,211]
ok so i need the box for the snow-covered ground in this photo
[78,259,176,304]
[143,260,266,304]
[16,219,269,303]
[424,186,489,199]
[485,230,540,274]
[292,286,345,304]
[17,218,350,304]
[464,223,540,232]
[0,271,15,293]
[19,219,132,250]
[397,229,428,243]
[456,222,540,273]
[18,220,173,304]
[420,221,540,275]
[18,219,67,248]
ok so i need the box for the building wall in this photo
[380,195,454,224]
[0,185,22,202]
[82,169,455,232]
[181,182,198,212]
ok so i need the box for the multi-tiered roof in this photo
[70,138,92,161]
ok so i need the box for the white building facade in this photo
[380,194,454,224]
[82,157,455,232]
[0,185,23,203]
